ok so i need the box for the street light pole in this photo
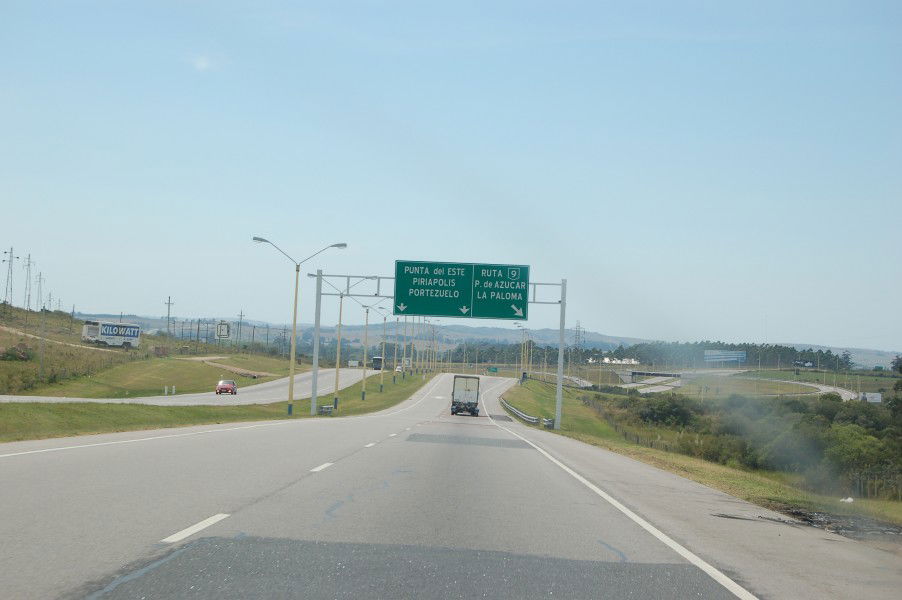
[252,237,346,415]
[287,263,300,414]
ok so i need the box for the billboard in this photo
[704,350,746,363]
[99,324,140,338]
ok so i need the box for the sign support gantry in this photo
[306,267,567,429]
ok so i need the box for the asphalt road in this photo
[1,374,899,599]
[0,368,375,406]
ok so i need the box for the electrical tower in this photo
[2,247,20,307]
[35,272,44,309]
[22,254,33,311]
[573,320,583,350]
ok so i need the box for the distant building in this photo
[602,357,639,365]
[860,392,882,403]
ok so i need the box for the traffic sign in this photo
[216,321,230,339]
[393,260,529,320]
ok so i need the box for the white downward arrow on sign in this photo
[511,305,524,317]
[397,303,407,312]
[459,306,470,314]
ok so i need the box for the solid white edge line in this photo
[485,388,759,600]
[0,422,289,459]
[2,372,450,461]
[364,442,376,448]
[310,462,333,472]
[161,513,230,544]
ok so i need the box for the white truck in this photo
[81,320,141,349]
[451,375,480,416]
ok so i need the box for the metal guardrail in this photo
[499,397,539,424]
[541,418,555,428]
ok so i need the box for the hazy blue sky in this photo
[2,2,900,351]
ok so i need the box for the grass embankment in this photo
[502,379,902,526]
[744,369,899,394]
[0,371,435,443]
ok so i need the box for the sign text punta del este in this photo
[393,260,529,320]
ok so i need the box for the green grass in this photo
[744,369,900,394]
[194,354,302,377]
[0,304,294,394]
[502,379,902,526]
[503,380,620,441]
[0,372,435,442]
[329,371,436,416]
[680,376,806,398]
[21,357,276,398]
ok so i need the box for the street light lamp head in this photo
[252,236,269,243]
[331,243,348,249]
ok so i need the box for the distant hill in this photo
[782,343,900,370]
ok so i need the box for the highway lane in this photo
[0,368,375,405]
[1,374,899,599]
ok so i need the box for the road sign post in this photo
[393,260,529,320]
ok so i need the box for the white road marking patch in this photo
[388,433,397,437]
[310,462,333,472]
[365,443,376,448]
[161,513,229,544]
[483,408,759,600]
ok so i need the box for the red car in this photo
[215,380,237,395]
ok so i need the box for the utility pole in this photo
[164,296,174,336]
[380,315,386,392]
[362,307,369,401]
[333,293,344,409]
[393,317,399,383]
[237,309,245,348]
[401,316,408,379]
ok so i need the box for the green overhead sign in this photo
[393,260,529,320]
